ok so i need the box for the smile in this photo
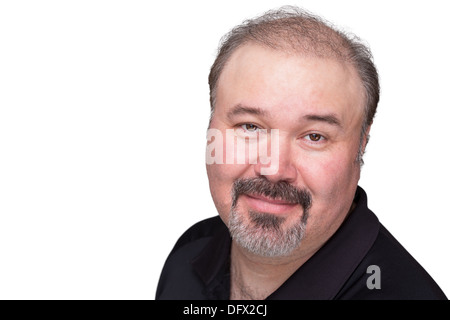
[241,193,299,215]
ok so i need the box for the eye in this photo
[240,123,261,132]
[305,133,325,142]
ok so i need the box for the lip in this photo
[241,194,298,215]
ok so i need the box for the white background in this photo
[1,0,449,299]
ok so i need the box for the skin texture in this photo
[206,43,369,299]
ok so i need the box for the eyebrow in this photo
[227,104,342,128]
[226,104,268,120]
[302,113,342,128]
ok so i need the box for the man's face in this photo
[206,43,366,258]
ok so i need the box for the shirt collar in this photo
[191,186,380,300]
[190,220,231,299]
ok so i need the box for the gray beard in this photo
[228,208,308,257]
[228,177,312,257]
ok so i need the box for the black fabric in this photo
[156,186,447,300]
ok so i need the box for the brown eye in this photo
[242,123,259,132]
[307,133,324,142]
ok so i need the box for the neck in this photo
[230,241,315,300]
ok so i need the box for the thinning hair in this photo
[208,6,380,164]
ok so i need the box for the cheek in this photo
[297,150,360,240]
[206,162,249,224]
[206,125,258,219]
[297,148,360,205]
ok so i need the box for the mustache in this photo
[231,177,312,212]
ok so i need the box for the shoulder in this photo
[338,224,447,300]
[169,216,225,257]
[155,216,225,299]
[372,224,446,298]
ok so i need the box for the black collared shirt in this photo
[156,187,447,300]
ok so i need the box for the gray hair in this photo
[208,6,380,165]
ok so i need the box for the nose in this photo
[253,134,298,183]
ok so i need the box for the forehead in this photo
[215,43,365,126]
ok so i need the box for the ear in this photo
[362,124,372,152]
[357,124,372,166]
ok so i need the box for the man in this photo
[156,7,447,300]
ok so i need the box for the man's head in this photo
[206,6,380,258]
